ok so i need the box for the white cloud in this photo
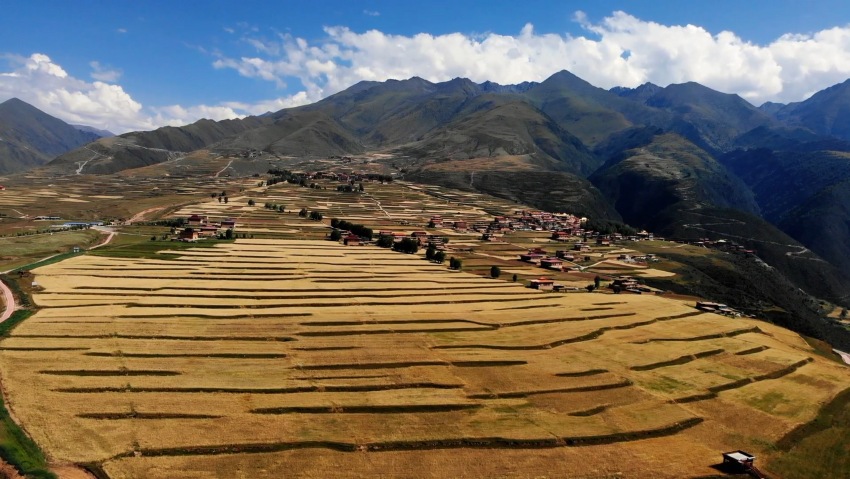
[0,53,306,133]
[89,61,123,83]
[213,12,850,105]
[116,28,127,34]
[363,10,380,17]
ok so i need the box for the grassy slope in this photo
[768,387,850,478]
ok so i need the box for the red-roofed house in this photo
[529,277,555,291]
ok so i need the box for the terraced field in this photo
[0,239,848,478]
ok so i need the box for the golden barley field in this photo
[1,239,848,478]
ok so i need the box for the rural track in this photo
[0,277,15,322]
[214,159,234,177]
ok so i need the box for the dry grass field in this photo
[0,239,847,478]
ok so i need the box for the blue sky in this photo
[3,1,850,132]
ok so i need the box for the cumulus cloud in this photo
[89,61,123,82]
[0,53,304,133]
[213,11,850,105]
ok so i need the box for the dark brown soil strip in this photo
[497,312,637,328]
[297,326,493,337]
[55,382,464,394]
[116,313,311,319]
[0,347,89,351]
[251,404,481,414]
[452,360,528,367]
[593,302,626,306]
[84,352,287,359]
[293,346,359,351]
[434,315,684,350]
[74,284,513,293]
[300,319,493,327]
[467,380,633,399]
[77,412,222,419]
[294,375,388,380]
[46,291,524,301]
[568,405,608,417]
[120,296,549,309]
[630,349,724,371]
[735,346,769,355]
[555,369,608,377]
[580,307,614,312]
[493,304,564,311]
[14,334,296,342]
[298,361,448,370]
[40,370,181,376]
[669,358,813,404]
[110,417,704,458]
[635,326,763,344]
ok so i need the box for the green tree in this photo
[586,284,595,292]
[512,273,518,282]
[248,199,255,206]
[594,275,601,289]
[425,244,437,261]
[225,228,234,240]
[376,235,394,248]
[393,237,419,254]
[299,208,308,217]
[329,229,342,241]
[449,257,462,270]
[490,266,501,279]
[434,251,446,263]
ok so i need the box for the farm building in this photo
[529,277,555,291]
[519,252,545,263]
[187,214,208,226]
[221,218,237,229]
[178,228,199,241]
[0,185,5,190]
[540,257,564,270]
[343,235,360,246]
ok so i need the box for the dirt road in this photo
[0,278,14,322]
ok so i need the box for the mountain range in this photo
[8,72,850,311]
[0,98,112,174]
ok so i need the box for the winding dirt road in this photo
[0,278,14,322]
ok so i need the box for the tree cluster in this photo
[330,219,373,239]
[393,237,419,254]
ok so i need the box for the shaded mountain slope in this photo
[589,132,758,228]
[0,98,102,173]
[775,79,850,140]
[49,116,271,174]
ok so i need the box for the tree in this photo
[613,285,622,294]
[331,218,340,228]
[585,284,595,292]
[841,309,848,319]
[150,236,157,241]
[225,228,234,240]
[490,266,501,279]
[358,183,364,192]
[594,275,601,289]
[393,237,419,254]
[299,208,308,217]
[277,205,285,213]
[218,196,222,203]
[512,273,518,282]
[434,251,446,263]
[449,257,462,270]
[248,199,255,206]
[425,244,436,261]
[376,235,394,248]
[329,229,342,241]
[223,196,228,204]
